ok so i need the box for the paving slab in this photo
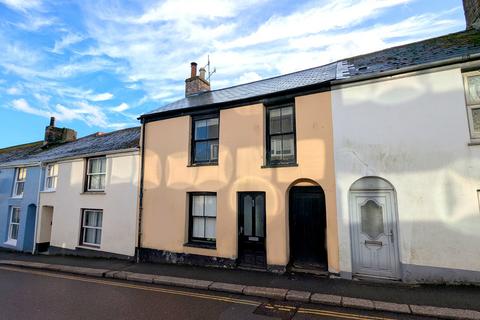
[286,290,311,302]
[373,301,411,314]
[410,305,480,320]
[209,282,245,294]
[342,297,374,310]
[126,272,154,283]
[310,293,342,306]
[243,286,288,300]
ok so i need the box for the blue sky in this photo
[0,0,466,147]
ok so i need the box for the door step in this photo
[289,266,329,277]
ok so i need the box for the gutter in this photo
[32,163,43,254]
[135,124,146,263]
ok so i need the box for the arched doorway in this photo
[349,177,400,279]
[289,184,328,271]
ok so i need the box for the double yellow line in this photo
[0,266,394,320]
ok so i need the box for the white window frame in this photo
[44,163,58,191]
[12,167,26,198]
[463,70,480,140]
[80,209,103,247]
[86,157,106,192]
[7,207,20,245]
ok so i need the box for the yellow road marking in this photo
[0,265,395,320]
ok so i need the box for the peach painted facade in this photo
[141,91,339,272]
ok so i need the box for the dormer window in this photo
[12,168,26,198]
[191,115,219,165]
[86,157,106,192]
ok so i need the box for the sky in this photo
[0,0,467,148]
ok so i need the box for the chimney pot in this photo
[49,116,55,127]
[190,62,198,78]
[199,67,206,80]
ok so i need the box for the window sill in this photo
[468,140,480,146]
[10,196,23,199]
[41,190,56,193]
[77,245,101,250]
[261,163,299,169]
[187,163,218,167]
[184,242,216,250]
[81,191,106,195]
[4,240,17,246]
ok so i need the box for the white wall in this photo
[332,68,480,278]
[39,151,139,257]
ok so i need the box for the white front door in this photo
[350,191,400,279]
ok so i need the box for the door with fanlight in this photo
[238,192,266,268]
[350,191,400,279]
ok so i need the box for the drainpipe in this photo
[32,163,43,254]
[135,122,146,263]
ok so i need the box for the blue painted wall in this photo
[0,166,40,252]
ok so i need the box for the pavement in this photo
[0,250,480,319]
[0,265,431,320]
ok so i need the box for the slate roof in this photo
[143,29,480,118]
[0,127,140,167]
[0,141,44,165]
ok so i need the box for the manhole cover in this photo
[254,302,298,320]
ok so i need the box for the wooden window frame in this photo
[7,207,20,244]
[79,209,103,248]
[85,157,106,192]
[187,192,217,248]
[463,70,480,140]
[44,163,58,191]
[265,103,297,167]
[12,167,26,198]
[190,114,219,165]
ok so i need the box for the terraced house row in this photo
[1,1,480,284]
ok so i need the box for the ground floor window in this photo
[80,209,102,247]
[7,207,20,244]
[189,193,216,246]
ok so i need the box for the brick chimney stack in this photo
[185,61,211,97]
[463,0,480,29]
[44,117,77,146]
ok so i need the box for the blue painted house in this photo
[0,118,76,253]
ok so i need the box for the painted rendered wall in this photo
[332,68,480,281]
[38,152,140,257]
[142,92,339,271]
[0,166,40,252]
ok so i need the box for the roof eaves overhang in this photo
[140,81,332,123]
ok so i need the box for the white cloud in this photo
[0,0,43,12]
[237,72,262,84]
[51,33,85,53]
[11,98,48,117]
[110,102,129,112]
[88,92,114,101]
[6,86,22,95]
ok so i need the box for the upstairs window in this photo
[44,164,58,191]
[86,157,106,192]
[80,209,102,247]
[188,193,216,246]
[191,115,219,165]
[266,104,296,166]
[12,168,26,198]
[463,71,480,140]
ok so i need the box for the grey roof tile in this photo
[143,29,480,118]
[0,127,140,167]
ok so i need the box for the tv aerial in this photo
[204,55,216,82]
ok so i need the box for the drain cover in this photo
[254,302,298,320]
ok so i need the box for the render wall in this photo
[38,152,140,257]
[0,166,40,252]
[142,92,340,271]
[332,68,480,282]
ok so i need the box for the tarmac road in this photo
[0,266,432,320]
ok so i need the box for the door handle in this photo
[239,226,243,235]
[387,230,394,243]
